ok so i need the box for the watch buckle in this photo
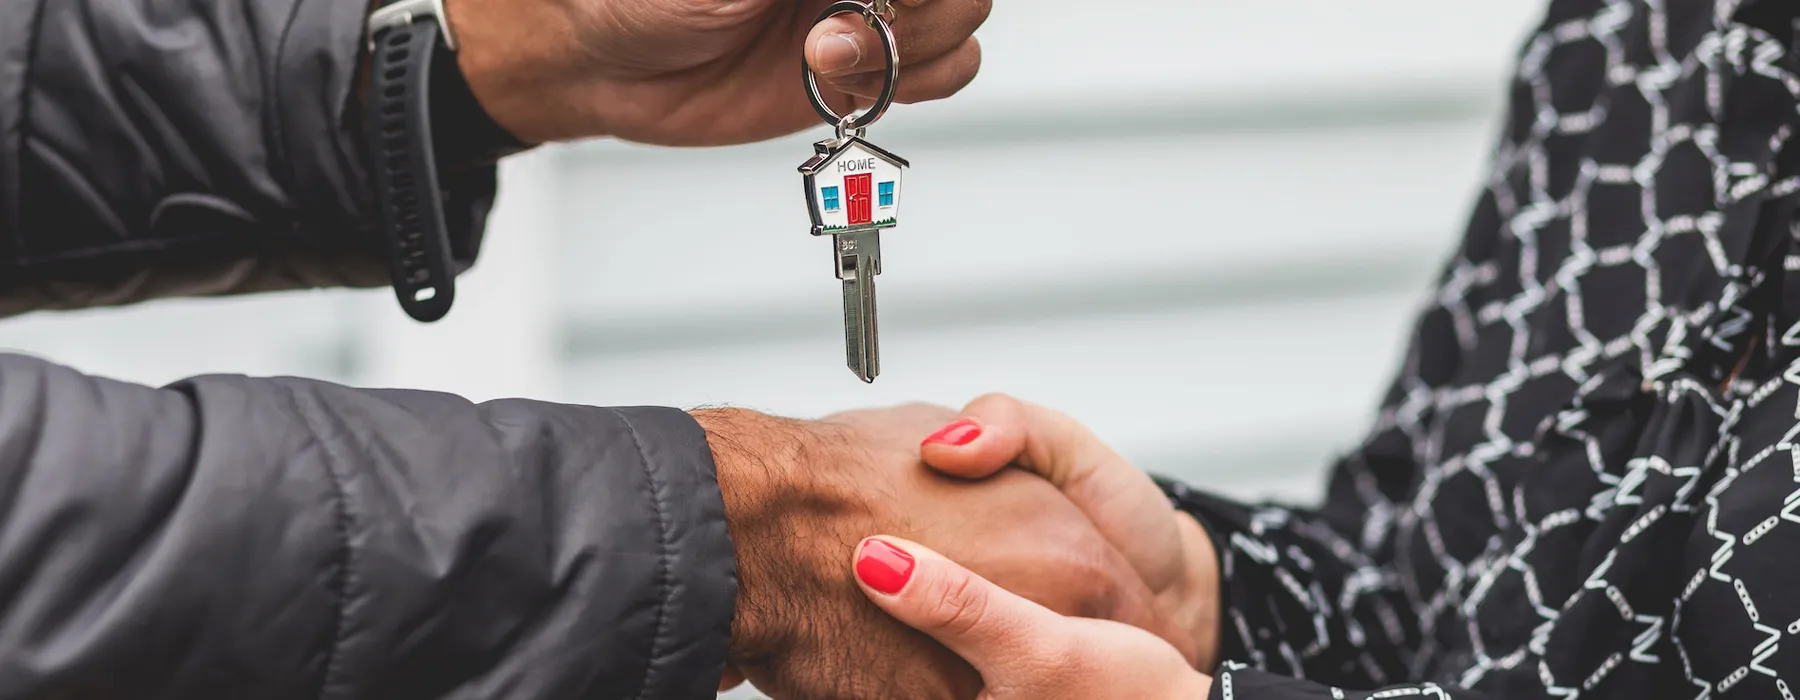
[368,0,457,52]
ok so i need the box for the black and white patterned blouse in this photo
[1161,1,1800,697]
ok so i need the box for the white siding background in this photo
[0,2,1547,696]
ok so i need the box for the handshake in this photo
[694,396,1222,699]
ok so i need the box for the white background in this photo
[0,2,1549,697]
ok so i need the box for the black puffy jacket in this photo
[0,1,736,698]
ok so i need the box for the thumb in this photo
[806,12,882,78]
[852,536,1066,680]
[920,394,1187,589]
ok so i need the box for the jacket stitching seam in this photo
[281,381,359,700]
[7,0,53,251]
[612,408,676,700]
[269,0,308,204]
[4,233,258,266]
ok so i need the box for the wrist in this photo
[431,33,531,171]
[440,0,600,143]
[364,0,532,167]
[1182,671,1216,699]
[1173,512,1223,671]
[691,408,820,658]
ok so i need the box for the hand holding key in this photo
[446,0,989,146]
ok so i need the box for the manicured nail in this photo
[922,419,982,447]
[856,539,916,595]
[813,32,862,75]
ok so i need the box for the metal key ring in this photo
[803,0,901,133]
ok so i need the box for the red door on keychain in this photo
[845,174,873,226]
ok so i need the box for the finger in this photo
[852,536,1066,679]
[806,15,870,78]
[922,395,1189,590]
[805,0,993,77]
[1080,528,1205,665]
[918,392,1026,481]
[885,0,993,68]
[829,37,981,104]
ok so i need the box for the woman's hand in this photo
[447,0,989,146]
[708,403,1180,698]
[852,535,1214,699]
[919,394,1223,670]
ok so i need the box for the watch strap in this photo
[429,44,529,175]
[366,2,457,322]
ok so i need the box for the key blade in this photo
[842,274,880,383]
[834,231,882,383]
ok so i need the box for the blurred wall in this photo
[0,2,1541,533]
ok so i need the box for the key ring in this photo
[869,0,896,25]
[803,0,901,134]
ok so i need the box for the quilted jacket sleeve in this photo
[0,352,736,700]
[0,0,497,316]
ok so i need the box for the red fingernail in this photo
[922,419,982,447]
[856,539,916,595]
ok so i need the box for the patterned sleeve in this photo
[1153,208,1484,692]
[1157,477,1503,700]
[1157,468,1415,686]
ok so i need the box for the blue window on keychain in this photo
[823,186,841,212]
[878,181,895,207]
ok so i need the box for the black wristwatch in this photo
[364,0,525,322]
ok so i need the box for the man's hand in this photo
[918,394,1223,671]
[444,0,990,146]
[691,404,1169,699]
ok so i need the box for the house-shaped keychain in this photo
[799,136,909,237]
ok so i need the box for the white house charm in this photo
[797,0,910,384]
[799,137,909,237]
[797,135,910,384]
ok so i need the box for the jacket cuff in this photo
[1209,663,1338,699]
[611,407,739,700]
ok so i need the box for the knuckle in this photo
[1065,552,1123,618]
[999,624,1087,685]
[896,401,960,429]
[926,572,994,638]
[971,391,1017,406]
[898,400,953,415]
[967,392,1022,417]
[1039,632,1092,674]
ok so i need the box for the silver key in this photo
[799,0,907,383]
[836,230,882,382]
[800,134,909,383]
